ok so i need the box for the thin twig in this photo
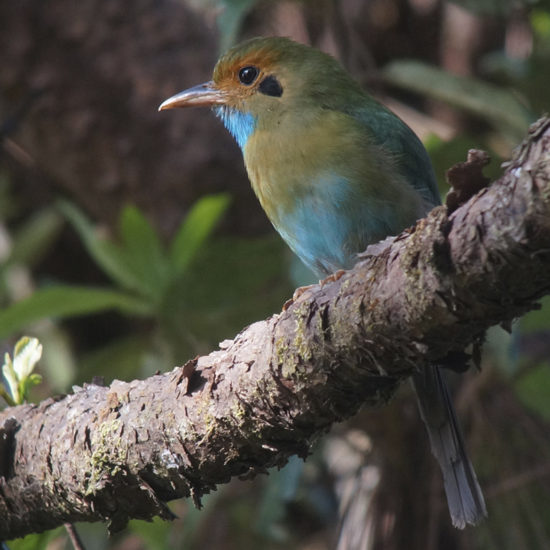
[64,523,86,550]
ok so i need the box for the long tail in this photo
[412,365,487,528]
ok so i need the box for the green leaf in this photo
[19,373,42,404]
[532,9,550,41]
[518,296,550,333]
[0,384,16,407]
[0,286,152,339]
[382,60,534,140]
[58,200,147,295]
[9,208,64,267]
[8,528,63,550]
[169,193,230,277]
[118,205,170,302]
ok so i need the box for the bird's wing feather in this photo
[350,103,441,208]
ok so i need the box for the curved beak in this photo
[158,81,227,111]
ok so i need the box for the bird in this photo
[159,36,487,529]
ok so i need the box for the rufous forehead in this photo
[213,48,281,84]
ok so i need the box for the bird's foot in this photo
[320,269,346,286]
[282,284,315,311]
[282,270,346,311]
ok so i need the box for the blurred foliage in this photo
[513,295,550,421]
[8,529,63,550]
[0,285,151,337]
[4,0,550,548]
[0,194,291,384]
[449,0,539,16]
[516,362,550,421]
[0,174,75,400]
[383,60,534,141]
[217,0,259,52]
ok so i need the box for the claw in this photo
[321,269,346,286]
[282,270,346,311]
[282,284,315,311]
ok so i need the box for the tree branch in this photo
[1,117,550,540]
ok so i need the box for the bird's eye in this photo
[238,66,259,85]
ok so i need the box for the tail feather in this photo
[412,365,487,528]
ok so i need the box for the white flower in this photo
[13,337,43,382]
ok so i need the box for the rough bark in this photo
[1,117,550,539]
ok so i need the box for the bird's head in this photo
[159,37,365,149]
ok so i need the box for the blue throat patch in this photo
[214,106,256,150]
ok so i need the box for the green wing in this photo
[350,100,441,207]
